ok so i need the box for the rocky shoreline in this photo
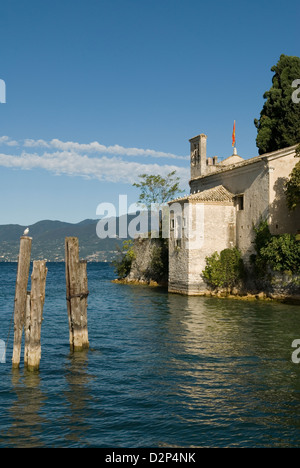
[113,238,300,305]
[112,278,300,305]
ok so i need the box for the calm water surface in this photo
[0,262,300,448]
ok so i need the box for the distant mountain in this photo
[0,219,124,262]
[0,213,153,262]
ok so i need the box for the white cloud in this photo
[0,135,190,189]
[22,137,189,160]
[23,139,50,148]
[0,150,190,186]
[0,136,19,146]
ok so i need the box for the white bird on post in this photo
[23,228,29,236]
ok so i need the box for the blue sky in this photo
[0,0,299,225]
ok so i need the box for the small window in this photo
[170,219,175,230]
[175,239,182,249]
[236,195,244,211]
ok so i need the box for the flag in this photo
[232,120,236,147]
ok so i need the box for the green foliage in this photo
[113,240,136,278]
[133,171,184,208]
[252,220,300,275]
[250,219,273,274]
[149,241,168,282]
[254,54,300,154]
[285,160,300,211]
[203,248,245,290]
[253,219,273,252]
[260,234,300,274]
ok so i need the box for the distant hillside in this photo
[0,219,124,262]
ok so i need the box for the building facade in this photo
[168,134,299,295]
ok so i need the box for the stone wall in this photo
[268,153,300,235]
[253,271,300,301]
[190,146,299,262]
[125,237,168,286]
[168,202,236,295]
[191,159,269,262]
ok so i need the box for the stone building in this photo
[168,133,299,295]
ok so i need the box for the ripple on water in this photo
[1,263,300,447]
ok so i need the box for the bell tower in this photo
[190,134,207,179]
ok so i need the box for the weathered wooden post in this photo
[79,260,89,348]
[12,236,32,368]
[65,237,89,352]
[24,291,31,368]
[25,261,48,371]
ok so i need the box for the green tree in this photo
[133,170,184,208]
[254,54,300,154]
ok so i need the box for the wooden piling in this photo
[12,236,32,369]
[25,261,48,371]
[65,237,89,352]
[79,260,89,349]
[24,291,31,368]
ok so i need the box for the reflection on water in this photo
[6,369,47,448]
[162,295,300,447]
[4,351,98,448]
[1,263,300,447]
[62,350,94,446]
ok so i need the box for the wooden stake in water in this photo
[79,260,89,348]
[65,237,89,352]
[24,291,31,368]
[25,261,48,371]
[12,236,32,369]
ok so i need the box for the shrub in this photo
[252,220,300,275]
[260,234,300,274]
[149,240,168,282]
[253,219,273,252]
[203,248,245,290]
[251,220,273,275]
[113,240,136,278]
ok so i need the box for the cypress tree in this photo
[254,54,300,155]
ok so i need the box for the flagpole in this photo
[232,120,237,155]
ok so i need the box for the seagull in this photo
[23,227,29,236]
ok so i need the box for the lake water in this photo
[0,262,300,448]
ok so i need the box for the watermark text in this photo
[96,195,205,249]
[291,339,300,364]
[292,79,300,104]
[0,79,6,104]
[0,340,6,364]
